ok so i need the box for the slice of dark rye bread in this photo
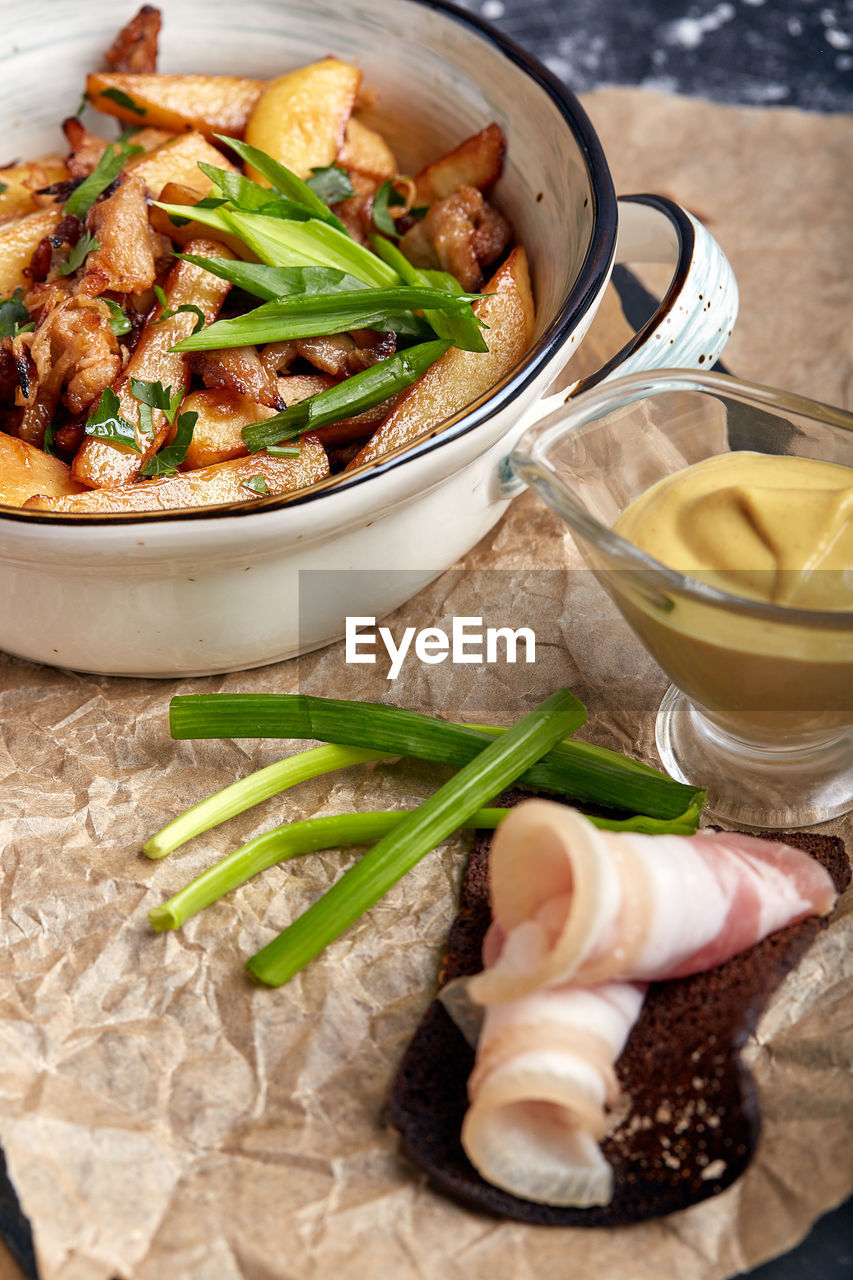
[390,795,851,1226]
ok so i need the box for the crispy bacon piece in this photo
[62,118,109,180]
[400,185,511,292]
[189,346,280,409]
[295,329,395,377]
[258,341,297,381]
[28,296,122,416]
[105,5,162,75]
[81,176,157,296]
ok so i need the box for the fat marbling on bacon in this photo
[453,802,837,1207]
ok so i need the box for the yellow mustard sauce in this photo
[606,452,853,740]
[613,452,853,609]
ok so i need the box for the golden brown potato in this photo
[0,157,69,223]
[0,434,87,507]
[71,240,234,490]
[337,117,397,181]
[244,58,361,180]
[87,72,266,141]
[124,131,237,201]
[0,208,61,295]
[350,246,534,467]
[413,123,506,205]
[27,436,328,512]
[178,388,276,470]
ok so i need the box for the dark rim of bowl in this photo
[3,0,618,527]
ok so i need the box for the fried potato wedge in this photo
[87,73,265,141]
[124,131,236,200]
[413,123,506,205]
[0,207,61,295]
[0,434,87,507]
[72,241,233,490]
[0,156,69,222]
[245,58,361,180]
[26,436,328,512]
[350,246,533,467]
[337,117,397,181]
[178,388,276,470]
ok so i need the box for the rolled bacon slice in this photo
[468,801,837,1006]
[456,981,645,1206]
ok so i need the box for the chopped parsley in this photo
[306,163,355,206]
[83,387,141,450]
[42,421,58,457]
[129,379,198,477]
[243,475,270,495]
[100,87,147,116]
[372,180,408,237]
[57,230,99,277]
[64,136,143,220]
[103,298,132,336]
[0,289,34,339]
[151,285,205,334]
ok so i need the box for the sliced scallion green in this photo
[143,743,387,859]
[168,693,702,819]
[245,688,583,986]
[227,209,399,287]
[148,807,508,930]
[239,339,451,450]
[171,287,474,352]
[175,257,369,302]
[215,134,348,230]
[370,233,487,353]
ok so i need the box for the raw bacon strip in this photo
[469,801,836,1005]
[455,982,645,1206]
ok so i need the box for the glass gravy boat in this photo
[511,369,853,828]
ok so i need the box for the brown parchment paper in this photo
[1,89,852,1280]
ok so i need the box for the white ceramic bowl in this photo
[0,0,738,676]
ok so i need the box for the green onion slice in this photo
[64,137,143,219]
[371,233,488,353]
[244,688,583,986]
[171,287,475,352]
[175,257,370,302]
[168,693,703,820]
[147,798,702,933]
[214,135,348,230]
[143,743,387,859]
[239,339,451,450]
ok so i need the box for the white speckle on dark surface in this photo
[454,0,852,115]
[663,4,737,50]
